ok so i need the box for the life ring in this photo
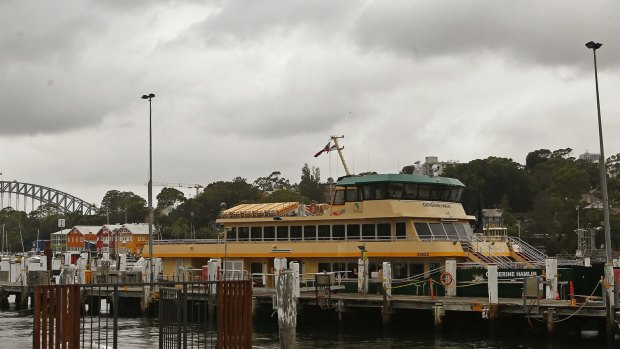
[440,271,453,286]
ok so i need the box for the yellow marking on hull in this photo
[153,251,470,258]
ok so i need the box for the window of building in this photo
[303,225,316,240]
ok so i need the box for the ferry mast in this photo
[330,135,351,176]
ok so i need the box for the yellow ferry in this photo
[151,172,542,285]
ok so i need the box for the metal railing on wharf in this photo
[32,279,253,349]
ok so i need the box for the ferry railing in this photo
[464,234,514,268]
[505,236,547,266]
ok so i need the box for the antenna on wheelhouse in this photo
[330,135,351,176]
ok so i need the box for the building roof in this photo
[336,173,465,187]
[72,226,102,235]
[51,229,72,236]
[119,223,154,235]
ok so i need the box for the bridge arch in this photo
[0,180,97,215]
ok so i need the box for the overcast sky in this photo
[1,0,619,208]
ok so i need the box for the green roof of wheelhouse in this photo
[336,174,465,187]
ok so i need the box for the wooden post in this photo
[445,259,457,297]
[276,270,296,349]
[545,258,558,300]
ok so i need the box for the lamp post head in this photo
[141,93,155,100]
[585,41,602,50]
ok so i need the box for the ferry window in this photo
[418,185,431,200]
[345,188,359,202]
[374,184,387,200]
[333,263,346,273]
[430,187,442,201]
[304,225,316,240]
[333,225,345,240]
[443,223,459,240]
[264,226,275,241]
[409,263,424,278]
[290,226,302,240]
[318,263,332,272]
[395,222,406,239]
[377,223,391,240]
[276,226,288,241]
[429,223,448,240]
[250,227,262,241]
[238,227,249,241]
[362,224,375,240]
[362,185,374,200]
[403,184,418,200]
[414,222,432,240]
[453,188,464,202]
[227,227,238,241]
[393,263,407,279]
[440,188,451,201]
[318,225,330,240]
[347,263,358,278]
[454,223,467,240]
[388,183,403,199]
[460,223,475,239]
[250,263,263,286]
[346,224,360,240]
[429,262,441,277]
[333,190,345,205]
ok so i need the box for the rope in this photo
[526,280,602,324]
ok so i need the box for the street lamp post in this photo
[585,41,615,340]
[141,93,155,283]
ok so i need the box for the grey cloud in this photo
[191,0,359,44]
[352,1,620,68]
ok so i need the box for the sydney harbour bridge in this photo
[0,180,97,215]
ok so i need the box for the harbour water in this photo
[1,305,613,349]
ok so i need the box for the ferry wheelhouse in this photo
[152,173,541,286]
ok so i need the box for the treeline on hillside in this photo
[0,164,325,252]
[439,148,620,255]
[2,149,619,256]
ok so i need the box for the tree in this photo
[99,190,148,223]
[261,189,304,203]
[298,164,324,203]
[156,187,186,209]
[253,171,292,192]
[442,157,536,214]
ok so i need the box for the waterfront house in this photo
[66,226,101,252]
[96,224,122,254]
[51,229,71,253]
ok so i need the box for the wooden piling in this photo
[276,270,297,349]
